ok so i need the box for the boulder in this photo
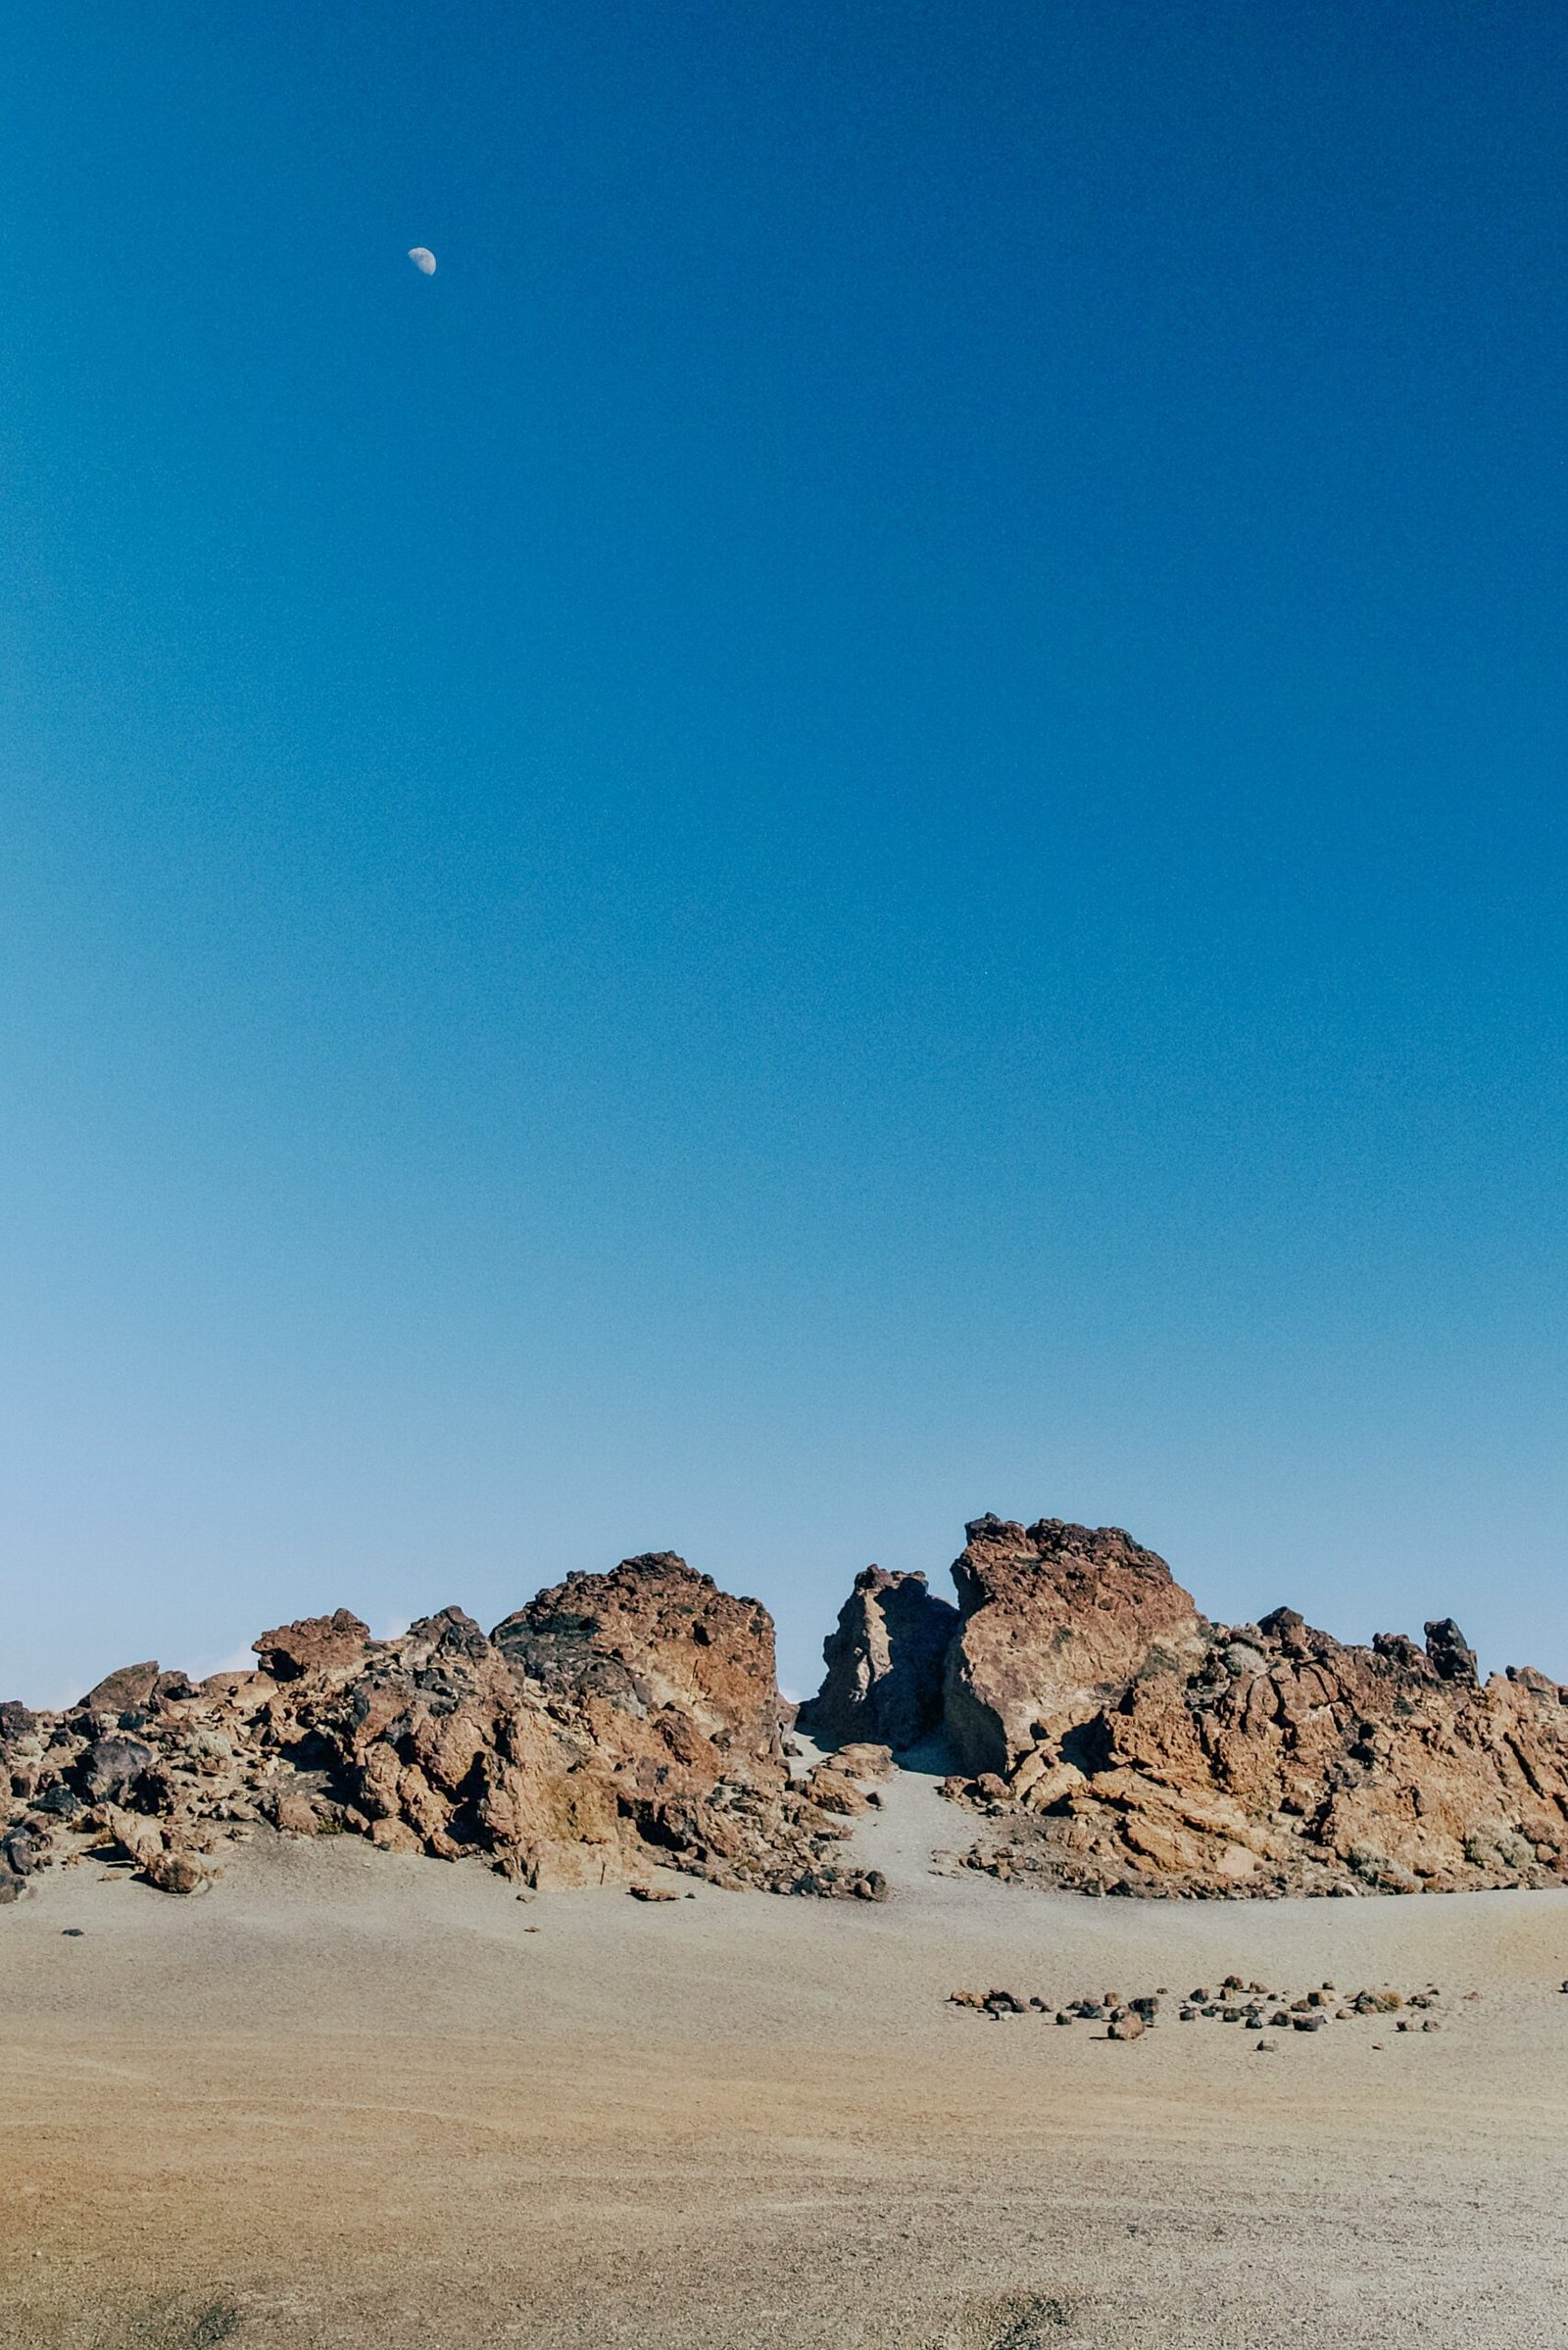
[942,1517,1207,1775]
[827,1742,896,1781]
[798,1567,957,1751]
[252,1609,370,1681]
[78,1662,160,1716]
[143,1847,206,1895]
[79,1736,154,1803]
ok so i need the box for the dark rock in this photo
[79,1737,154,1803]
[78,1663,160,1716]
[798,1567,957,1751]
[1,1829,41,1876]
[1424,1619,1479,1686]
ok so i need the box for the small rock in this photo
[628,1882,680,1902]
[1107,2013,1145,2041]
[143,1848,206,1896]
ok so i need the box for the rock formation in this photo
[797,1566,957,1752]
[0,1555,865,1906]
[9,1511,1568,1911]
[942,1516,1208,1776]
[807,1514,1568,1900]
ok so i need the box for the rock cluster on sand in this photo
[10,1510,1568,1909]
[946,1972,1450,2040]
[810,1514,1568,1899]
[0,1556,864,1903]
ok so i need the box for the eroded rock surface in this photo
[797,1566,957,1752]
[943,1516,1208,1777]
[0,1557,851,1905]
[804,1513,1568,1900]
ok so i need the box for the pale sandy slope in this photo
[3,1759,1567,2350]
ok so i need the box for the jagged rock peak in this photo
[798,1565,957,1753]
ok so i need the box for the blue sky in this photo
[4,2,1566,1704]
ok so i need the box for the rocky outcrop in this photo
[0,1556,856,1905]
[797,1567,957,1752]
[797,1512,1568,1900]
[942,1516,1208,1777]
[925,1522,1568,1899]
[11,1511,1568,1912]
[493,1553,782,1764]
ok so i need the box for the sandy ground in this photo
[3,1755,1568,2350]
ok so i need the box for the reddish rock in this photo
[252,1609,370,1681]
[943,1517,1207,1776]
[493,1553,782,1762]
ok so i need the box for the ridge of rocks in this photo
[9,1513,1568,1909]
[807,1514,1568,1899]
[0,1556,864,1907]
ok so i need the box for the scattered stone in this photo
[1107,2012,1145,2040]
[143,1848,206,1896]
[628,1883,680,1902]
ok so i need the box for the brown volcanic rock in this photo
[798,1567,957,1753]
[253,1609,370,1682]
[492,1553,782,1764]
[943,1516,1208,1777]
[940,1549,1568,1899]
[78,1662,161,1717]
[0,1555,848,1906]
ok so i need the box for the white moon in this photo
[408,247,437,275]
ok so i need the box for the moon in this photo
[408,247,436,276]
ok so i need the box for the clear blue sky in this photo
[4,2,1566,1705]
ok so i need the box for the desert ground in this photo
[3,1754,1566,2350]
